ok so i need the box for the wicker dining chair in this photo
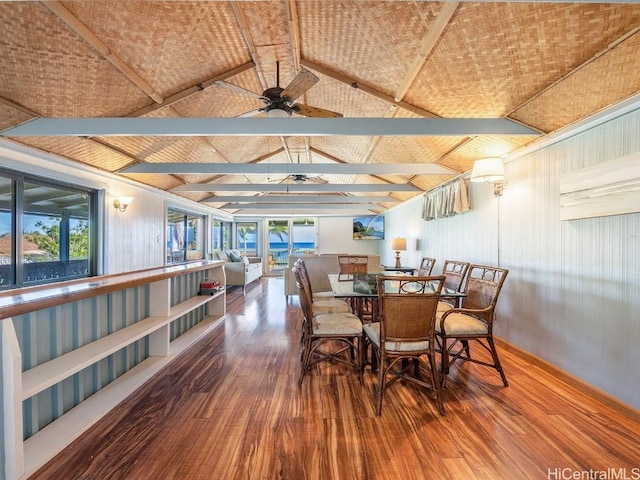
[293,259,351,314]
[337,255,369,274]
[437,260,470,313]
[294,262,363,386]
[337,255,374,318]
[437,264,509,388]
[363,275,446,416]
[418,257,436,276]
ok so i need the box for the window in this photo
[0,171,97,289]
[167,208,205,264]
[212,219,232,251]
[236,221,258,256]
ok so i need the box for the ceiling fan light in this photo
[265,106,291,118]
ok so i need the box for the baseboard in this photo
[495,337,640,423]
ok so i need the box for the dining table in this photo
[327,272,466,322]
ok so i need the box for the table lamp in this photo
[391,237,406,268]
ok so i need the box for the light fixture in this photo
[391,236,407,268]
[265,105,291,118]
[113,196,134,212]
[470,157,506,196]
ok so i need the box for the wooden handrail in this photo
[0,260,223,319]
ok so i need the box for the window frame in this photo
[0,169,99,289]
[166,207,206,264]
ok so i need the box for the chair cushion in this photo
[313,313,362,335]
[437,300,453,313]
[363,322,430,352]
[436,312,488,335]
[312,290,335,299]
[312,298,352,315]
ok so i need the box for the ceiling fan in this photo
[216,61,343,118]
[268,154,330,184]
[286,173,329,184]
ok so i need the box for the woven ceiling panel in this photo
[0,3,149,117]
[14,137,133,172]
[299,1,441,96]
[404,3,640,118]
[304,64,395,119]
[439,135,536,174]
[173,68,264,118]
[369,136,462,168]
[63,1,250,99]
[310,136,374,164]
[0,104,32,131]
[120,173,183,191]
[412,175,458,193]
[207,136,276,164]
[511,32,640,133]
[103,136,220,165]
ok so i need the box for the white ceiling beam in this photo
[2,117,541,137]
[171,183,420,192]
[120,162,453,175]
[232,208,382,216]
[224,203,382,210]
[203,195,399,203]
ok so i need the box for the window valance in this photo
[422,178,470,221]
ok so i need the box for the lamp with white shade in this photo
[391,236,407,268]
[470,157,506,196]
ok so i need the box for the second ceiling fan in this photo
[216,61,343,118]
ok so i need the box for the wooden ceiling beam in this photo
[128,62,255,117]
[394,2,460,102]
[231,2,267,91]
[42,1,163,104]
[300,59,439,119]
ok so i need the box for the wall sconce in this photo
[113,196,134,212]
[391,236,406,268]
[470,157,506,196]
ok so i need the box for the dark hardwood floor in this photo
[30,277,640,479]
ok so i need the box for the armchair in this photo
[437,264,509,388]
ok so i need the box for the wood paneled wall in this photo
[386,108,640,409]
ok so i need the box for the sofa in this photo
[211,250,263,289]
[284,254,382,299]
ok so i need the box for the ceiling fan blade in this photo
[281,69,319,102]
[308,176,329,184]
[292,103,344,118]
[214,80,268,102]
[235,108,265,118]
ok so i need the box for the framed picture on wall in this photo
[353,215,385,240]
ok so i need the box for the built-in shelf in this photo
[1,260,227,480]
[21,292,223,400]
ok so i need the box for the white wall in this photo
[316,216,381,256]
[385,107,640,409]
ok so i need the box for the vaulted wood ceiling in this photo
[1,1,639,215]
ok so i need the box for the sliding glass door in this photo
[265,218,316,274]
